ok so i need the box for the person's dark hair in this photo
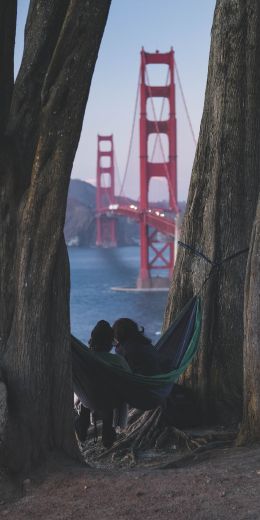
[89,320,114,352]
[112,318,151,346]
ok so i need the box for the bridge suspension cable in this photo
[114,148,124,195]
[118,70,140,198]
[175,60,197,147]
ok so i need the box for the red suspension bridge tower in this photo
[96,134,117,247]
[138,48,178,288]
[95,49,179,288]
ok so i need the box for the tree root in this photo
[97,409,159,461]
[97,408,208,462]
[156,439,234,469]
[155,426,203,451]
[127,408,143,427]
[96,404,237,466]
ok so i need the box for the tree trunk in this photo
[0,0,111,473]
[164,0,260,425]
[238,194,260,443]
[95,1,260,460]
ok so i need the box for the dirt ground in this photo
[1,442,260,520]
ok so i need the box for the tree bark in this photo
[0,0,111,472]
[164,0,260,425]
[238,193,260,443]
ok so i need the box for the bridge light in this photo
[160,213,165,217]
[108,204,119,210]
[155,211,160,216]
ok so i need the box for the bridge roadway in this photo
[97,204,176,237]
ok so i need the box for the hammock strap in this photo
[198,264,218,294]
[178,241,217,266]
[220,247,249,265]
[178,241,249,268]
[178,241,249,294]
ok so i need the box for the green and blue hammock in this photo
[72,296,201,412]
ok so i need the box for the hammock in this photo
[72,296,201,412]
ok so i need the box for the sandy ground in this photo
[1,444,260,520]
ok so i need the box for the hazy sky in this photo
[15,1,216,202]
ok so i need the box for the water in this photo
[69,246,169,345]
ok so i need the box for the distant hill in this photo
[65,197,95,246]
[65,179,139,247]
[64,179,186,247]
[68,179,96,208]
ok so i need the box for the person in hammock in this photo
[75,320,130,448]
[112,318,161,376]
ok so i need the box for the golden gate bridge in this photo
[95,48,196,289]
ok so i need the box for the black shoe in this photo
[102,426,116,449]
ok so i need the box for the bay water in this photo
[68,246,169,345]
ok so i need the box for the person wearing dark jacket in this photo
[112,318,161,376]
[75,320,130,448]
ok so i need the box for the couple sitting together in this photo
[75,317,161,448]
[90,317,160,376]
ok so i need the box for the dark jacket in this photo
[121,338,160,376]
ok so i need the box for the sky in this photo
[15,0,216,202]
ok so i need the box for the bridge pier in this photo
[137,275,170,290]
